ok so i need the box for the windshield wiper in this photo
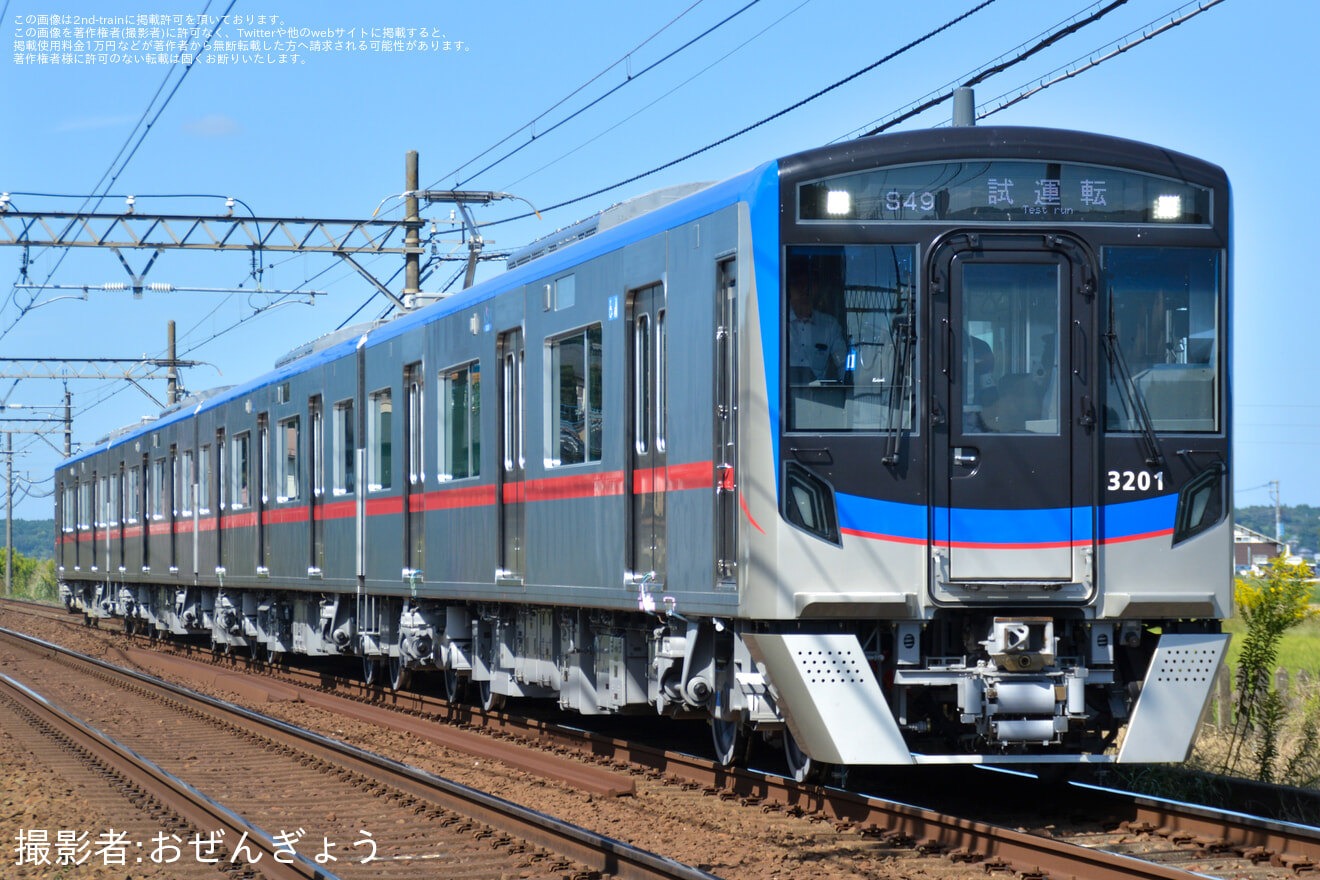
[882,276,915,466]
[1102,289,1165,467]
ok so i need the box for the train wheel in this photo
[388,654,411,692]
[783,729,824,785]
[478,678,505,713]
[711,717,743,767]
[123,616,135,637]
[443,667,467,703]
[362,656,379,686]
[250,640,267,666]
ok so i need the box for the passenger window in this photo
[61,484,74,533]
[126,467,141,523]
[109,471,120,526]
[149,459,166,520]
[368,389,393,491]
[77,480,92,529]
[179,451,194,515]
[548,325,602,466]
[231,433,250,509]
[277,416,300,502]
[333,400,355,495]
[439,362,481,480]
[198,445,211,514]
[97,476,109,527]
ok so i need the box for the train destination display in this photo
[799,160,1211,225]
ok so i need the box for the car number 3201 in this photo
[1107,470,1165,492]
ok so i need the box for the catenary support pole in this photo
[63,388,71,457]
[167,320,178,405]
[404,151,421,304]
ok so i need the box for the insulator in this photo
[146,283,174,292]
[102,282,127,290]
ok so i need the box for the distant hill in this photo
[2,519,55,561]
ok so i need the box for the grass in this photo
[1222,612,1320,676]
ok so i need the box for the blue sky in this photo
[2,0,1314,519]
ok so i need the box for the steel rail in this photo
[0,671,334,880]
[0,625,719,880]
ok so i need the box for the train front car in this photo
[739,127,1231,774]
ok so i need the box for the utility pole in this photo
[1270,479,1283,545]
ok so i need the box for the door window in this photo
[960,262,1060,435]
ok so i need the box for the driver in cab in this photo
[788,277,846,384]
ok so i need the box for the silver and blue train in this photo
[57,125,1232,776]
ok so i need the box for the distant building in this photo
[1234,523,1285,573]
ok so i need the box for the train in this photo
[57,124,1232,779]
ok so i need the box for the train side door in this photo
[931,237,1096,598]
[715,258,738,587]
[403,363,425,578]
[497,329,525,581]
[630,283,667,585]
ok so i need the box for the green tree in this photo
[1,549,38,594]
[1,551,58,602]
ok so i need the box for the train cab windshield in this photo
[1101,246,1221,433]
[784,245,916,432]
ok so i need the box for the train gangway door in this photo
[630,283,667,586]
[497,329,525,583]
[929,236,1096,601]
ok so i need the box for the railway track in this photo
[6,597,1320,880]
[0,623,719,880]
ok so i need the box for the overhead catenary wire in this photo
[436,0,727,191]
[976,0,1227,120]
[482,0,1000,229]
[448,0,766,190]
[499,0,812,194]
[846,0,1131,139]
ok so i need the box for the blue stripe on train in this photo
[836,492,1178,546]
